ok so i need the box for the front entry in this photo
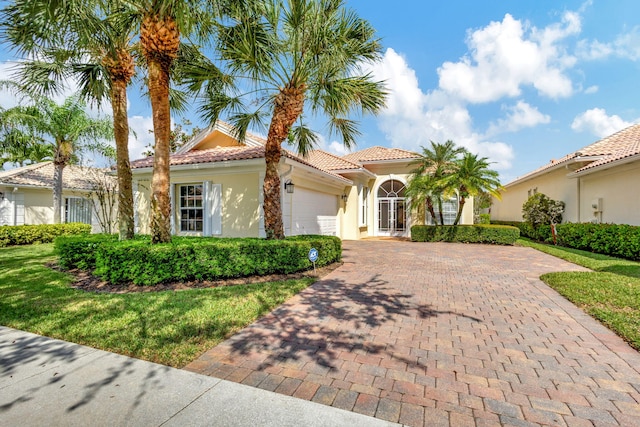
[376,179,407,237]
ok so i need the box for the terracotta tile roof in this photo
[342,146,419,163]
[574,124,640,173]
[508,123,640,184]
[131,146,266,169]
[131,145,352,184]
[304,150,362,171]
[0,162,114,191]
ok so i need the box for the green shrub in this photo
[477,213,491,224]
[55,233,119,269]
[522,193,564,229]
[82,235,341,286]
[556,223,640,261]
[492,220,552,242]
[0,223,91,247]
[411,224,519,245]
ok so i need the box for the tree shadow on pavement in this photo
[225,274,481,371]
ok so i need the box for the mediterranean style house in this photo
[0,162,117,232]
[130,121,474,239]
[492,123,640,226]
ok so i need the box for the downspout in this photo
[280,163,294,236]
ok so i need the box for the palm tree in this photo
[129,1,219,243]
[188,0,387,239]
[409,141,465,225]
[1,0,138,240]
[2,95,113,223]
[0,111,54,168]
[444,152,502,225]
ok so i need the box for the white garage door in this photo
[289,188,338,236]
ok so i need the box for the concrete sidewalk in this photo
[0,327,399,427]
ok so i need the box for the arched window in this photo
[377,180,406,198]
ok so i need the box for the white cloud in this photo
[438,12,578,103]
[583,85,598,94]
[571,108,634,137]
[365,48,514,170]
[312,132,353,156]
[578,26,640,61]
[486,101,550,136]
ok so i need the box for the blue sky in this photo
[2,0,640,183]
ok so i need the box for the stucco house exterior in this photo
[0,162,117,233]
[130,121,474,240]
[492,123,640,226]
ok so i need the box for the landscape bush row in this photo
[0,223,91,247]
[410,224,520,245]
[492,220,640,261]
[55,234,342,286]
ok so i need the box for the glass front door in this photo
[378,198,406,234]
[377,179,407,236]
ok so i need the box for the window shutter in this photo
[204,182,222,236]
[169,184,175,234]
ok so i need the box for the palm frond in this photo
[289,122,319,157]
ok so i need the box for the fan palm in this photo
[1,95,113,223]
[1,0,138,239]
[187,0,387,239]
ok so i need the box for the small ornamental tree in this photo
[522,193,564,229]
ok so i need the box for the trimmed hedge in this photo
[55,234,342,286]
[0,223,91,247]
[55,233,119,270]
[491,221,640,261]
[491,220,552,242]
[556,223,640,261]
[411,224,519,245]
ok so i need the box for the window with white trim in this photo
[65,197,92,224]
[178,184,204,232]
[359,185,368,227]
[427,196,458,225]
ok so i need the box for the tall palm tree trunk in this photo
[52,161,64,224]
[263,85,305,239]
[454,196,466,226]
[141,14,180,244]
[425,196,438,226]
[52,142,72,224]
[107,52,135,240]
[148,58,172,243]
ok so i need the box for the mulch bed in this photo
[51,262,342,294]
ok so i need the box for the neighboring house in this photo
[130,121,474,239]
[0,162,117,232]
[492,123,640,225]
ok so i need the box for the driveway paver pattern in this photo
[185,240,640,426]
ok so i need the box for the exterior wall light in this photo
[0,191,3,200]
[341,193,348,202]
[284,180,295,194]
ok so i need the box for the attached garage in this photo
[284,187,339,236]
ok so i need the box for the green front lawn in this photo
[0,244,312,367]
[519,238,640,350]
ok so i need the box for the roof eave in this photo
[130,157,266,174]
[569,153,640,178]
[504,156,602,187]
[284,157,353,186]
[359,158,418,165]
[332,168,377,178]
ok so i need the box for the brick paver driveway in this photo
[186,240,640,426]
